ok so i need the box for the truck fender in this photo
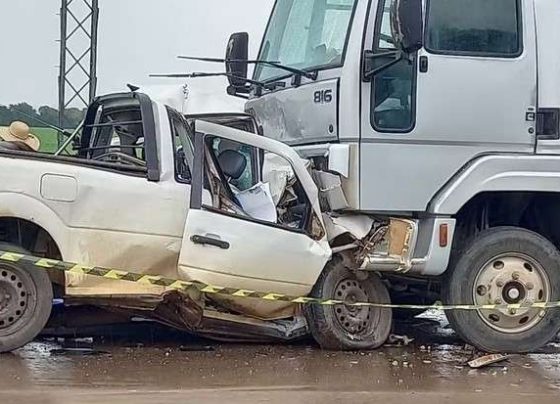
[428,154,560,215]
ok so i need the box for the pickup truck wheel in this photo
[443,227,560,353]
[0,246,53,354]
[304,259,392,350]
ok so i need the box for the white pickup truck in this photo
[0,89,422,353]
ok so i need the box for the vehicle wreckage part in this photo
[304,258,392,350]
[196,311,309,342]
[323,216,420,275]
[0,245,53,354]
[358,218,418,273]
[322,214,375,243]
[443,227,560,353]
[314,171,350,211]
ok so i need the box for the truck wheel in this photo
[443,227,560,353]
[304,259,392,350]
[0,246,53,353]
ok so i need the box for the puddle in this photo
[1,312,558,396]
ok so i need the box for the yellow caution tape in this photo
[1,250,560,311]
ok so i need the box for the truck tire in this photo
[0,244,53,353]
[443,227,560,353]
[304,259,392,350]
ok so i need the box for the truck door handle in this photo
[190,235,230,250]
[419,56,429,73]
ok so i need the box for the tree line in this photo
[0,103,86,129]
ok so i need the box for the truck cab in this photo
[218,0,560,352]
[245,0,560,213]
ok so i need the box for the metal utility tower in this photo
[58,0,99,144]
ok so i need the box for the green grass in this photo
[1,127,62,154]
[32,127,60,153]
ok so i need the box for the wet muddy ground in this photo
[1,312,559,404]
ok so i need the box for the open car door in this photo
[177,121,331,318]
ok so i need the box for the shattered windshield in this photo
[254,0,358,82]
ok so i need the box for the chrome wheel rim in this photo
[473,253,550,334]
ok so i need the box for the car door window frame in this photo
[209,137,260,192]
[187,114,263,190]
[189,131,315,238]
[168,107,195,184]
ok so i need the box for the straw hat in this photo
[0,121,41,151]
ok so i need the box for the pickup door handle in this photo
[190,235,230,250]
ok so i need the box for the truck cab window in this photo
[254,0,357,82]
[371,0,416,132]
[426,0,521,56]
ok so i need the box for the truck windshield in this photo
[254,0,357,82]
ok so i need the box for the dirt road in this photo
[1,314,559,404]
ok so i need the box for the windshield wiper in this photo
[263,61,318,81]
[151,71,264,87]
[177,56,318,81]
[150,71,286,91]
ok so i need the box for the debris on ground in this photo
[50,348,110,357]
[179,345,216,352]
[60,337,94,349]
[468,354,509,369]
[387,334,414,346]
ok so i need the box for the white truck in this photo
[175,0,560,353]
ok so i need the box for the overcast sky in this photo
[0,0,274,107]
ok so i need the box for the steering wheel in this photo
[92,151,146,167]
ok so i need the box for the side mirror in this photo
[225,32,249,89]
[390,0,424,54]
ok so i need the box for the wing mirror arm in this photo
[362,50,404,82]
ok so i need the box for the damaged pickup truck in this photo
[0,90,415,353]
